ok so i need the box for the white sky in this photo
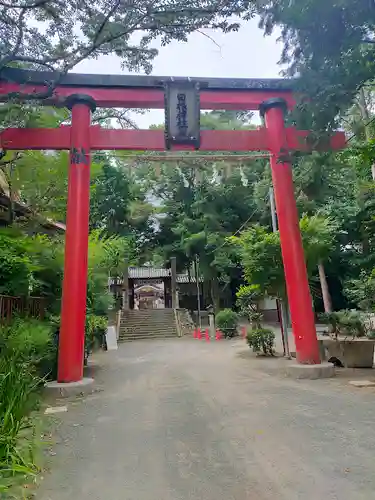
[73,18,282,128]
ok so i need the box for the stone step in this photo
[121,318,174,321]
[119,335,177,339]
[120,328,177,335]
[119,331,177,337]
[120,325,175,328]
[120,324,175,328]
[120,321,171,326]
[119,331,177,336]
[119,309,178,341]
[119,328,177,333]
[119,336,178,342]
[121,318,175,322]
[121,314,175,319]
[121,328,174,331]
[119,333,177,338]
[121,312,174,317]
[121,319,175,324]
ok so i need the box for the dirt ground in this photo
[37,337,375,500]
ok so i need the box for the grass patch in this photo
[0,319,55,498]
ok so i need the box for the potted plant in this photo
[319,310,375,368]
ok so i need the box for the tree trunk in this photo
[318,261,332,313]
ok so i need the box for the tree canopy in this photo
[0,0,255,78]
[257,0,375,129]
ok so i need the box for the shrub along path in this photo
[38,337,375,500]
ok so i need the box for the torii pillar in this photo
[260,98,320,364]
[57,95,96,383]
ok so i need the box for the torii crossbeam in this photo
[0,68,346,383]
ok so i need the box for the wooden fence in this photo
[0,295,45,324]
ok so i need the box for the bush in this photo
[319,310,368,338]
[85,314,108,362]
[0,229,32,297]
[0,319,53,496]
[216,309,239,338]
[0,318,54,373]
[46,313,108,367]
[246,328,275,356]
[0,358,40,484]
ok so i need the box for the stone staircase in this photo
[118,309,179,342]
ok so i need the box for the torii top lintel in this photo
[0,67,295,110]
[0,67,346,153]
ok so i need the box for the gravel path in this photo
[38,338,375,500]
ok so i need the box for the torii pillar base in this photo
[44,377,95,398]
[285,363,335,379]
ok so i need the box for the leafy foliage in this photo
[215,309,238,338]
[85,315,108,361]
[256,0,375,130]
[299,213,336,274]
[0,318,53,368]
[11,150,102,221]
[0,1,255,78]
[344,270,375,312]
[141,111,266,309]
[87,230,135,316]
[0,228,31,296]
[319,310,369,339]
[90,163,154,255]
[233,214,337,301]
[0,318,53,496]
[236,284,263,326]
[0,227,64,312]
[231,225,285,298]
[246,328,275,356]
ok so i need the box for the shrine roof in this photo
[129,267,170,279]
[110,267,203,283]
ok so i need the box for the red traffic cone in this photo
[205,328,210,342]
[197,328,202,340]
[215,329,223,341]
[241,326,247,339]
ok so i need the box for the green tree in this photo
[0,106,106,224]
[1,1,256,82]
[89,162,154,262]
[0,227,32,296]
[257,0,375,130]
[143,159,264,310]
[0,226,64,311]
[299,213,337,312]
[236,284,263,326]
[233,215,336,304]
[87,230,136,315]
[231,225,285,298]
[200,110,255,130]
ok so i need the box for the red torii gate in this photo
[0,68,345,384]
